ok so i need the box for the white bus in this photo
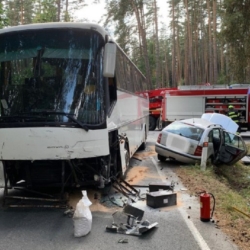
[0,23,149,192]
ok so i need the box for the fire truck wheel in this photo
[157,154,166,162]
[149,116,157,130]
[157,117,163,131]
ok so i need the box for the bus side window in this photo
[1,61,11,86]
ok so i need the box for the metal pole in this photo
[201,137,209,170]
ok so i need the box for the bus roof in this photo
[0,22,109,40]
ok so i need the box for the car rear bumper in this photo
[155,143,201,164]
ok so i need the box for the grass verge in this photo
[174,161,250,250]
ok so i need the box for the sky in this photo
[75,0,170,29]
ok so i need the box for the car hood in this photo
[201,113,238,134]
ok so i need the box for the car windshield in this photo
[164,121,204,141]
[0,28,105,127]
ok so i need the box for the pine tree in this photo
[6,0,34,26]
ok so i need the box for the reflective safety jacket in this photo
[227,110,240,123]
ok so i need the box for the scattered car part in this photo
[106,204,158,236]
[148,181,175,192]
[118,238,128,243]
[112,178,140,203]
[146,190,177,209]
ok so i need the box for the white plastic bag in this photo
[73,190,92,237]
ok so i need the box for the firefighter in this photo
[227,105,241,132]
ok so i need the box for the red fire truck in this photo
[158,87,250,131]
[141,88,177,130]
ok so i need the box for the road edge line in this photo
[150,156,211,250]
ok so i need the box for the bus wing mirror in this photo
[103,43,116,78]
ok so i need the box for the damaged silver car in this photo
[155,114,247,165]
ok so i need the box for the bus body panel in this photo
[108,90,148,155]
[0,127,109,160]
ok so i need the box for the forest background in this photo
[0,0,248,91]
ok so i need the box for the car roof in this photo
[178,118,222,129]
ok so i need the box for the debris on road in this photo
[73,190,92,237]
[146,190,177,208]
[148,181,175,192]
[118,238,128,243]
[112,178,140,203]
[106,204,158,236]
[64,207,74,218]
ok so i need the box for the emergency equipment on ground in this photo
[200,191,215,222]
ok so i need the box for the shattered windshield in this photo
[0,28,105,127]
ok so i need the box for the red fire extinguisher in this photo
[200,191,215,222]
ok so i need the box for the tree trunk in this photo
[184,0,193,85]
[176,20,181,85]
[207,0,213,84]
[57,0,61,21]
[212,0,217,84]
[20,0,24,24]
[165,50,170,86]
[130,0,152,89]
[171,0,176,87]
[153,0,161,88]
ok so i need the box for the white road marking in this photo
[150,156,211,250]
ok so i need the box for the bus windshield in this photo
[0,28,106,126]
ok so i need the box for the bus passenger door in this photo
[216,131,247,165]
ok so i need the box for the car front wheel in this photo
[157,154,166,162]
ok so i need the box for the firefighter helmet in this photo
[229,105,234,109]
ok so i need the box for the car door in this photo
[207,128,223,159]
[214,130,247,165]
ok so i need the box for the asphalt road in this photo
[0,131,239,250]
